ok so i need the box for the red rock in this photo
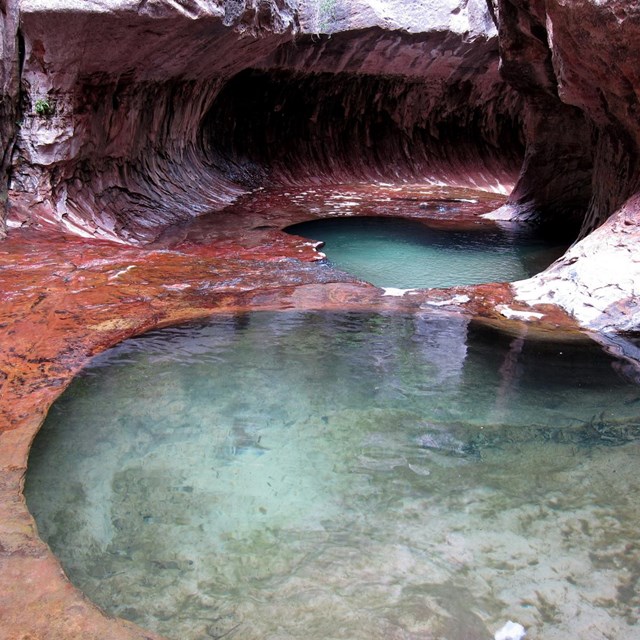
[0,183,581,636]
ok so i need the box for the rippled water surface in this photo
[26,312,640,640]
[286,217,564,289]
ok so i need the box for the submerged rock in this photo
[417,413,640,459]
[416,426,479,458]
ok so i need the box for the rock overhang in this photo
[9,0,525,244]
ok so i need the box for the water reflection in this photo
[26,312,640,640]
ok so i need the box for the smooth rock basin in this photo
[285,217,565,289]
[25,311,640,640]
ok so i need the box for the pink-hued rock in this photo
[0,0,19,238]
[489,0,640,236]
[1,1,640,332]
[546,0,640,237]
[485,0,640,330]
[206,29,522,191]
[4,0,524,243]
[8,0,298,242]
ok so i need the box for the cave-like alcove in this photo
[200,61,525,191]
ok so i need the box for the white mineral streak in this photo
[422,294,471,306]
[382,287,417,297]
[496,305,545,321]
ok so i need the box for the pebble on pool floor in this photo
[494,620,526,640]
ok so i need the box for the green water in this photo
[285,217,564,289]
[25,312,640,640]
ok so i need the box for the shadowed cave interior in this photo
[201,62,525,193]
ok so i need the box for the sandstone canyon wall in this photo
[0,0,19,238]
[0,0,639,330]
[491,0,640,331]
[3,0,522,243]
[7,0,300,242]
[493,0,640,237]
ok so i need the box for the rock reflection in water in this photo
[25,312,640,640]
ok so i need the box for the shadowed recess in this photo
[201,57,524,190]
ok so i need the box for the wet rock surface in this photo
[1,0,637,331]
[515,192,640,332]
[484,1,640,331]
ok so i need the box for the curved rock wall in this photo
[486,0,594,234]
[203,30,523,190]
[546,0,640,238]
[491,0,640,238]
[7,0,298,242]
[490,0,640,330]
[4,0,522,243]
[0,0,19,238]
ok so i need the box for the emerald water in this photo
[25,312,640,640]
[285,217,564,289]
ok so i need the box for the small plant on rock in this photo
[34,98,54,117]
[314,0,337,34]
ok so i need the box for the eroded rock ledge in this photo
[5,0,522,244]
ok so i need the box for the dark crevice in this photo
[17,27,24,75]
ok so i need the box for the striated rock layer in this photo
[205,30,521,190]
[491,0,640,235]
[4,0,523,244]
[487,0,640,331]
[0,0,19,238]
[2,1,640,638]
[8,0,299,242]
